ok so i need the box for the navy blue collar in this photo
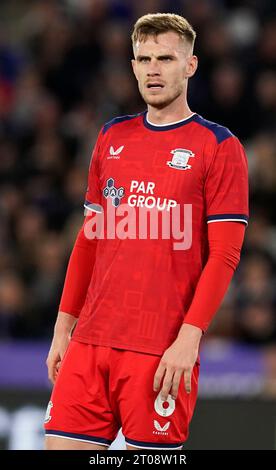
[142,111,197,131]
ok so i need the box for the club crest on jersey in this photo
[167,148,195,170]
[103,178,125,207]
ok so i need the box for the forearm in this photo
[183,222,246,332]
[59,217,98,318]
[54,311,77,335]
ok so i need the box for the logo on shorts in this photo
[154,392,175,417]
[44,400,53,423]
[153,420,170,436]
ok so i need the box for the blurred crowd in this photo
[0,0,276,347]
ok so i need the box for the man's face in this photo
[132,31,197,109]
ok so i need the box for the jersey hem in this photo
[72,335,165,356]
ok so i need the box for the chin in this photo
[147,100,173,110]
[144,95,172,108]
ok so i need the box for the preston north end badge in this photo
[167,148,195,170]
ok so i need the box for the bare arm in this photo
[153,322,202,400]
[46,311,77,384]
[46,216,98,384]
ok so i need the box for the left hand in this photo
[153,323,202,401]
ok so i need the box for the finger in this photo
[48,364,55,385]
[184,368,192,394]
[153,362,166,392]
[53,361,61,381]
[48,360,59,385]
[170,370,182,400]
[160,369,174,401]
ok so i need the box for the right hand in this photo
[46,333,71,385]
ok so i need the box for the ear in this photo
[131,59,138,81]
[186,55,198,78]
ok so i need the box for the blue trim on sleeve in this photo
[45,430,112,445]
[194,115,234,144]
[102,112,144,135]
[84,200,103,213]
[207,214,249,225]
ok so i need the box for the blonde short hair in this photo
[132,13,196,51]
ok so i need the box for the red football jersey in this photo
[72,112,248,355]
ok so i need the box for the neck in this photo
[147,96,192,125]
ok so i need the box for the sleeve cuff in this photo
[206,214,248,225]
[84,200,103,214]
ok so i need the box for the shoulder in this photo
[102,112,144,135]
[193,114,235,145]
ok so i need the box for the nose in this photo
[147,58,161,76]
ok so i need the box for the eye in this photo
[139,57,150,63]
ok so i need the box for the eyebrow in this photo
[136,54,176,61]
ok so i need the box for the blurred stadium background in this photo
[0,0,276,450]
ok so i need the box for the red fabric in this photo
[204,136,248,220]
[183,221,246,332]
[45,340,199,448]
[73,113,248,355]
[59,216,98,318]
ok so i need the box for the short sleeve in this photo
[204,136,249,225]
[84,129,103,214]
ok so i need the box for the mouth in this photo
[146,83,164,90]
